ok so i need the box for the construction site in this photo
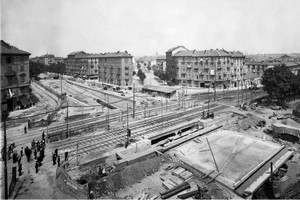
[2,74,300,199]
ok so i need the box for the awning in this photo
[19,96,30,106]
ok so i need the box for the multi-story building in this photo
[66,51,133,86]
[30,54,64,65]
[1,40,31,113]
[66,51,87,75]
[166,46,246,89]
[244,61,282,87]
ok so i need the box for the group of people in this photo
[32,132,46,173]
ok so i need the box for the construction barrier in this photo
[56,162,89,199]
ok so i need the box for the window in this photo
[7,66,12,73]
[6,57,12,64]
[20,66,25,71]
[181,74,186,78]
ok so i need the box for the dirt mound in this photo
[89,155,171,198]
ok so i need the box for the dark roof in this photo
[244,71,260,79]
[245,61,282,66]
[172,48,239,57]
[142,85,178,94]
[230,51,245,58]
[1,40,30,55]
[166,45,189,53]
[40,54,55,58]
[75,51,133,59]
[67,51,86,56]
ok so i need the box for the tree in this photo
[262,65,298,107]
[29,61,45,78]
[137,69,146,84]
[133,71,136,76]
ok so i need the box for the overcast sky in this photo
[1,0,300,57]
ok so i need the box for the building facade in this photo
[66,51,133,86]
[1,40,31,113]
[30,54,64,65]
[166,46,246,89]
[244,61,282,87]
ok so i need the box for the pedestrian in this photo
[24,126,27,134]
[37,141,40,152]
[25,147,30,162]
[18,156,21,165]
[35,161,39,173]
[31,139,35,149]
[42,131,45,141]
[52,153,56,165]
[20,147,23,157]
[64,151,68,161]
[13,152,18,163]
[57,155,60,167]
[55,148,58,157]
[34,149,37,159]
[18,163,22,176]
[40,148,44,161]
[37,155,42,167]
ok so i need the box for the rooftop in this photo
[75,51,133,59]
[172,49,245,58]
[1,40,30,55]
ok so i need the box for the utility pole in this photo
[237,79,240,108]
[214,60,217,101]
[161,95,163,128]
[127,103,129,130]
[241,77,243,105]
[3,115,8,199]
[107,97,110,132]
[245,81,248,104]
[60,74,62,96]
[133,83,135,118]
[66,101,69,138]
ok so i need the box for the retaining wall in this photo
[56,162,89,199]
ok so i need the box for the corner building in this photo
[1,40,31,112]
[66,51,133,86]
[166,46,246,89]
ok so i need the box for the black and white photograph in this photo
[1,0,300,199]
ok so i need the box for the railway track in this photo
[9,100,187,145]
[53,103,227,158]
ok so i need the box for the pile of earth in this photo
[88,154,172,198]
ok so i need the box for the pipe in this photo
[161,184,190,199]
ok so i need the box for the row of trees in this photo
[30,61,66,78]
[262,65,300,107]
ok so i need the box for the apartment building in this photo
[31,54,64,65]
[1,40,31,113]
[66,51,133,86]
[166,46,246,89]
[244,61,282,87]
